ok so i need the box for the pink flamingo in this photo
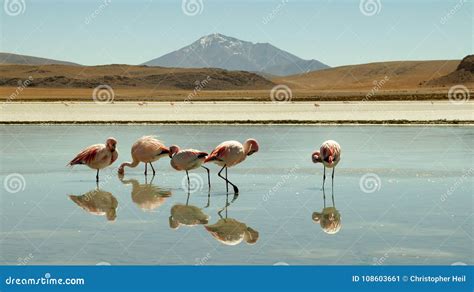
[204,139,259,194]
[312,140,341,194]
[118,136,169,176]
[169,145,210,189]
[68,137,118,182]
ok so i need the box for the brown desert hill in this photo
[423,55,474,87]
[274,60,460,90]
[0,64,274,90]
[0,52,80,66]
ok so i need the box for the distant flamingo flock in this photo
[68,136,341,194]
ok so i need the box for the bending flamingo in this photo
[68,137,118,182]
[312,140,341,194]
[118,136,169,176]
[204,139,259,194]
[169,145,210,190]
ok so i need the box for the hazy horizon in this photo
[1,0,471,67]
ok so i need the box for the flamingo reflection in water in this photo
[204,193,259,246]
[69,186,118,222]
[312,182,341,234]
[119,175,172,212]
[169,191,210,229]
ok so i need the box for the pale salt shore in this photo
[1,101,473,123]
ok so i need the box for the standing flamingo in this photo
[118,136,169,176]
[68,137,118,182]
[312,140,341,195]
[169,145,210,190]
[204,139,259,194]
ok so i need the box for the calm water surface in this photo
[0,125,472,265]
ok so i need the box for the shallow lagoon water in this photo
[0,125,472,265]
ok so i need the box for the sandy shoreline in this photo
[1,101,473,124]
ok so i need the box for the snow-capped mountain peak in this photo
[143,33,329,76]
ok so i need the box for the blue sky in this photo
[1,0,472,66]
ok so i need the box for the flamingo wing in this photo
[68,144,101,166]
[204,145,227,163]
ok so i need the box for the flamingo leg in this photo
[144,163,148,176]
[149,163,156,175]
[201,166,211,190]
[323,166,326,200]
[186,170,190,191]
[225,167,228,193]
[331,167,335,206]
[96,169,99,182]
[218,165,239,194]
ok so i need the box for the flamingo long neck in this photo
[120,158,140,170]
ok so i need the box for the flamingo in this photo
[68,137,118,182]
[169,145,210,190]
[204,139,259,194]
[312,140,341,195]
[118,136,169,176]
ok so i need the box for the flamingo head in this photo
[168,145,180,158]
[245,139,259,156]
[106,137,117,152]
[244,227,259,245]
[312,151,322,163]
[117,164,125,175]
[197,152,208,160]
